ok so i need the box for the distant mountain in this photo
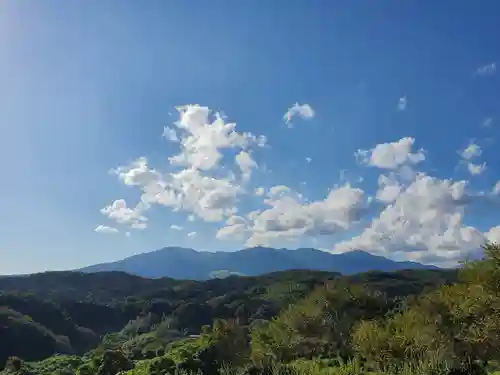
[79,247,439,279]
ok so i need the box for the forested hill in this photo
[0,267,457,371]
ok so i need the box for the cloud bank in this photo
[96,104,499,267]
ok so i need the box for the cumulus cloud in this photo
[283,103,315,127]
[217,184,365,247]
[235,151,258,182]
[102,105,267,227]
[376,174,402,203]
[355,137,425,170]
[100,199,148,229]
[475,62,497,76]
[487,226,500,244]
[142,167,242,222]
[333,173,493,266]
[169,105,266,171]
[112,157,161,187]
[268,185,291,196]
[397,96,407,111]
[216,216,248,241]
[99,104,497,267]
[94,225,119,234]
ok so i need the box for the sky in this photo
[1,0,500,274]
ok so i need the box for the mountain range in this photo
[79,247,440,279]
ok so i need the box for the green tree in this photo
[148,356,175,375]
[251,281,389,365]
[97,350,133,375]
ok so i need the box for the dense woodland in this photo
[2,244,500,375]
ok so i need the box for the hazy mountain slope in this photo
[79,247,439,279]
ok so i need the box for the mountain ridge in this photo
[78,246,440,279]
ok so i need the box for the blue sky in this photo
[1,0,500,274]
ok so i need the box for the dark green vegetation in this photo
[78,247,438,279]
[4,244,500,375]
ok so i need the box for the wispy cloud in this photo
[468,162,486,175]
[283,103,315,127]
[492,181,500,196]
[397,96,407,111]
[458,142,486,176]
[482,117,493,128]
[459,142,482,160]
[94,225,119,234]
[170,225,183,231]
[254,187,265,196]
[475,62,497,76]
[162,126,179,142]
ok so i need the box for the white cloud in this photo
[467,162,486,175]
[100,105,497,267]
[376,174,402,203]
[333,173,492,266]
[235,151,258,182]
[170,224,184,231]
[268,185,291,196]
[217,184,365,247]
[305,157,312,163]
[460,142,482,160]
[486,226,500,244]
[102,105,268,226]
[169,105,266,171]
[475,62,497,76]
[94,225,119,234]
[283,103,315,126]
[100,199,148,229]
[457,142,486,176]
[397,96,407,111]
[254,187,265,196]
[216,216,248,241]
[168,168,241,221]
[162,126,179,142]
[113,157,161,187]
[492,181,500,195]
[355,137,425,170]
[216,224,247,240]
[127,167,242,223]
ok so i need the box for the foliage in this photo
[251,281,390,365]
[5,247,499,375]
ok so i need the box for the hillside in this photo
[0,267,457,370]
[78,247,439,279]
